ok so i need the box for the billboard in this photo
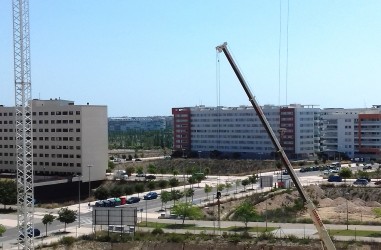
[92,207,137,226]
[260,176,273,188]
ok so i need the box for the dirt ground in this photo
[254,185,381,224]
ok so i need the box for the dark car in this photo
[375,180,381,185]
[353,178,369,186]
[328,175,342,182]
[19,228,40,239]
[143,191,158,200]
[126,197,140,204]
[135,158,142,162]
[145,175,156,180]
[363,165,372,171]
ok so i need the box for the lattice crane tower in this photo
[13,0,34,249]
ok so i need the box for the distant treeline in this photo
[108,129,173,150]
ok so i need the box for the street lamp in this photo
[198,151,202,172]
[74,175,81,228]
[346,192,350,230]
[88,165,93,198]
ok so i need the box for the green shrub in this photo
[167,233,185,243]
[59,236,76,246]
[151,228,164,235]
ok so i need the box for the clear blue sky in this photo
[0,1,380,117]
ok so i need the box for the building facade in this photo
[0,99,108,182]
[320,105,381,160]
[172,104,320,159]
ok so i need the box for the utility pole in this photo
[13,0,34,249]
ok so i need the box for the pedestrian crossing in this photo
[76,216,92,225]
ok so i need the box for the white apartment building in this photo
[0,99,108,182]
[172,104,320,159]
[320,105,381,160]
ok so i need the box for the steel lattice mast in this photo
[13,0,34,249]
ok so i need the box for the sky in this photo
[0,1,380,117]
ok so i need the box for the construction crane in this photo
[216,42,336,250]
[13,0,35,249]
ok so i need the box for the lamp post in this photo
[346,192,350,230]
[75,175,81,228]
[88,165,93,198]
[198,151,202,173]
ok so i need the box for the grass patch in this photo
[330,229,381,237]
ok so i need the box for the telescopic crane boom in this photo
[216,42,336,250]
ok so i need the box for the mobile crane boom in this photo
[216,42,336,250]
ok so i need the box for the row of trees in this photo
[108,129,173,150]
[41,207,77,236]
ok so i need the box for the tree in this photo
[147,181,156,191]
[0,179,17,209]
[147,164,157,175]
[170,189,183,206]
[125,166,135,176]
[339,168,352,182]
[169,178,179,190]
[159,167,167,178]
[234,201,258,230]
[158,179,168,192]
[160,191,172,210]
[171,202,203,224]
[0,224,6,236]
[204,184,212,200]
[217,183,225,194]
[249,174,258,190]
[135,183,145,197]
[225,181,232,196]
[235,179,241,195]
[110,185,124,197]
[194,174,204,188]
[57,208,77,232]
[185,188,194,202]
[108,161,115,170]
[124,185,135,195]
[42,213,55,236]
[94,186,110,200]
[188,176,196,188]
[136,166,144,175]
[172,170,179,177]
[204,167,210,178]
[241,179,250,192]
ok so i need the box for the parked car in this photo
[374,180,381,185]
[136,173,146,177]
[145,175,156,180]
[363,165,372,170]
[143,191,158,200]
[126,197,140,204]
[328,175,342,182]
[19,228,40,239]
[353,179,369,186]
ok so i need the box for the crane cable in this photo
[279,0,290,106]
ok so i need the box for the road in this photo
[1,163,379,248]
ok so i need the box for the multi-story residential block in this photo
[108,116,172,132]
[319,105,381,160]
[172,104,320,159]
[0,99,108,182]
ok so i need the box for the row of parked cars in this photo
[95,192,159,207]
[327,175,371,186]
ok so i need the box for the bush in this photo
[151,228,164,235]
[167,233,185,243]
[59,236,76,246]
